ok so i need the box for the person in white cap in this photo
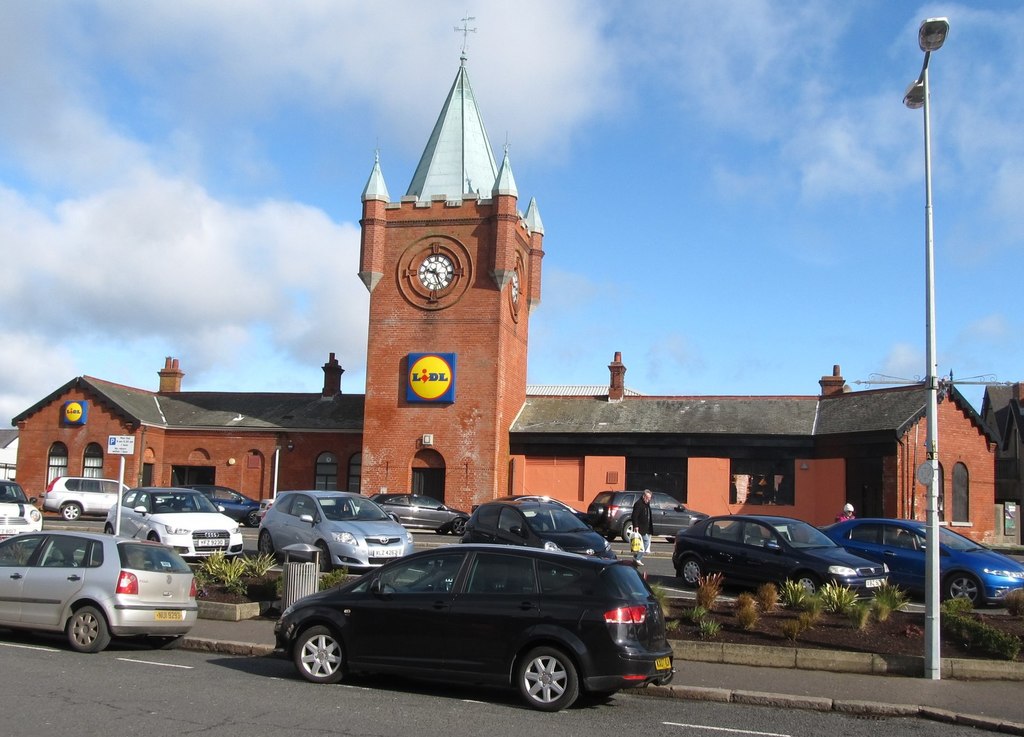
[835,502,855,522]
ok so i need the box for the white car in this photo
[104,487,243,559]
[0,480,43,540]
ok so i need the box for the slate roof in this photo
[11,377,364,432]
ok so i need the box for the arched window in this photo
[315,452,338,490]
[47,443,68,485]
[952,462,969,523]
[83,443,104,479]
[347,453,362,493]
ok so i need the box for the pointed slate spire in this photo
[492,146,517,198]
[406,55,498,201]
[362,151,390,203]
[524,197,544,235]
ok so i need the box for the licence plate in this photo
[195,538,225,547]
[865,578,884,588]
[369,548,402,558]
[0,528,16,536]
[655,656,672,671]
[155,610,184,621]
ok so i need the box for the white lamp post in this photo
[904,16,949,681]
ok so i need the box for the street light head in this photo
[903,79,926,109]
[919,17,949,52]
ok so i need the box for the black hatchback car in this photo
[462,498,615,559]
[274,544,674,711]
[672,514,888,595]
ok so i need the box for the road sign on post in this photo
[108,435,135,536]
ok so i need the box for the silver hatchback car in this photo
[258,491,414,572]
[0,531,198,652]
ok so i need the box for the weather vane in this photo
[455,15,477,56]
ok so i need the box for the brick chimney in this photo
[158,357,184,393]
[608,351,626,402]
[322,352,344,397]
[819,364,847,397]
[1015,382,1024,403]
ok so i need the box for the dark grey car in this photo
[587,490,708,542]
[369,493,469,535]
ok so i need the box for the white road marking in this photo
[664,723,792,737]
[0,642,60,653]
[116,657,193,669]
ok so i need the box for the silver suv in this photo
[43,477,127,520]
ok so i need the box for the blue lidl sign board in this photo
[406,353,456,403]
[62,401,87,426]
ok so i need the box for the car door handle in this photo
[432,601,449,611]
[66,575,82,582]
[519,601,538,611]
[9,573,22,580]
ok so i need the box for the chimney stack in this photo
[819,364,847,397]
[158,357,184,393]
[608,351,626,402]
[322,352,344,397]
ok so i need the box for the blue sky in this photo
[3,1,1022,427]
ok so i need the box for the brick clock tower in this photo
[357,55,544,510]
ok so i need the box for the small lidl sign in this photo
[406,353,456,403]
[62,401,87,426]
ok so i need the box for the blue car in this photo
[187,485,262,528]
[822,518,1024,606]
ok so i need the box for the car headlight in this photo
[984,567,1024,579]
[331,531,357,545]
[29,509,42,523]
[543,540,562,552]
[603,538,612,551]
[827,565,857,577]
[882,562,890,573]
[163,524,191,535]
[405,531,414,544]
[228,526,240,535]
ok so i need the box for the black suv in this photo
[462,498,615,559]
[275,544,674,710]
[587,490,708,542]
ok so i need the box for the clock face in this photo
[418,254,454,291]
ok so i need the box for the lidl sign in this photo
[62,401,88,426]
[406,353,456,403]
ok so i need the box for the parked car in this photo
[369,493,469,535]
[0,530,197,652]
[492,495,593,525]
[43,476,128,521]
[274,544,673,711]
[0,480,43,540]
[186,485,262,528]
[587,490,708,542]
[103,487,244,560]
[673,514,888,595]
[461,498,615,559]
[258,491,414,572]
[822,517,1024,606]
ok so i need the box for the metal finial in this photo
[454,15,477,58]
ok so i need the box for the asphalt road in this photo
[0,631,990,737]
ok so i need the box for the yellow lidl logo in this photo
[407,353,456,403]
[63,401,88,426]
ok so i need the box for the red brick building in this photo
[9,56,1002,542]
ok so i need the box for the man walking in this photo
[631,489,654,566]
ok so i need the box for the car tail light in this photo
[116,571,139,595]
[604,605,647,624]
[45,478,59,495]
[189,577,197,598]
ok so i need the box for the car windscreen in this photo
[119,542,192,573]
[522,507,591,533]
[771,519,836,549]
[319,496,390,522]
[152,491,220,514]
[0,483,29,503]
[938,526,985,552]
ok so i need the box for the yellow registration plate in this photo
[655,656,672,671]
[155,610,184,621]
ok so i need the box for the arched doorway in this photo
[411,449,446,503]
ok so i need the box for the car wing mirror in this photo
[299,513,315,524]
[510,525,527,538]
[765,539,781,551]
[387,512,400,523]
[133,505,148,515]
[217,505,226,512]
